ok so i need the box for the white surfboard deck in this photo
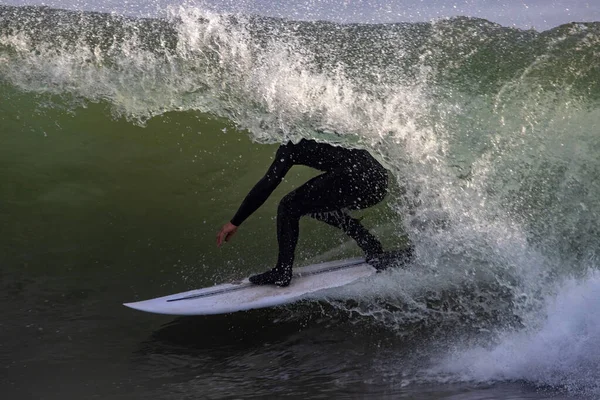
[124,258,376,316]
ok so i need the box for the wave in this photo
[2,4,600,396]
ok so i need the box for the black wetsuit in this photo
[231,139,389,286]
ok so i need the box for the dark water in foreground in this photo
[2,4,600,399]
[0,297,586,399]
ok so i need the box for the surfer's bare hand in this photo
[217,222,238,247]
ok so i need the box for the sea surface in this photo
[1,4,599,399]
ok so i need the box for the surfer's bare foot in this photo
[367,246,415,271]
[249,267,292,287]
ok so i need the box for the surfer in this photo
[217,138,411,286]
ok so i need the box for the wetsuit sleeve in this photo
[230,143,294,226]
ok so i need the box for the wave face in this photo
[1,4,600,396]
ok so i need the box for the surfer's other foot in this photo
[249,267,292,287]
[367,246,415,271]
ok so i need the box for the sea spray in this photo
[430,268,600,396]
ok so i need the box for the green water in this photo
[0,97,411,400]
[1,97,399,295]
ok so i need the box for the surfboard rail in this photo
[124,257,375,316]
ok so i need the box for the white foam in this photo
[433,269,600,396]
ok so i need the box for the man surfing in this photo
[217,138,412,287]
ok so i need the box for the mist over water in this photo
[1,3,599,398]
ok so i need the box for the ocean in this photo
[1,4,599,399]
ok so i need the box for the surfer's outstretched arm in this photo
[230,143,294,226]
[217,142,294,247]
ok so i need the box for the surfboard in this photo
[124,257,375,316]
